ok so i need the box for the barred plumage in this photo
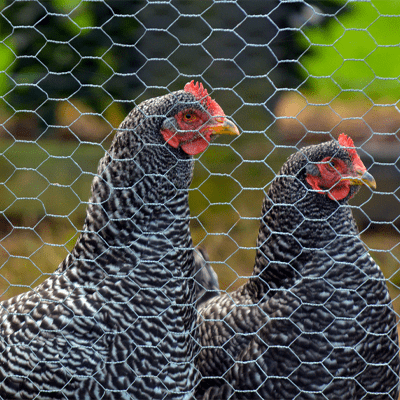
[0,82,239,400]
[196,136,399,399]
[193,248,220,308]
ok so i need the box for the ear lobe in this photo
[160,128,180,148]
[160,117,180,148]
[305,163,320,177]
[162,117,177,132]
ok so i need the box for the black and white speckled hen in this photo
[196,134,399,399]
[194,248,220,308]
[0,81,239,400]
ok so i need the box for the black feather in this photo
[0,89,206,400]
[196,140,399,399]
[194,248,220,308]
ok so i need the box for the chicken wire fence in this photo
[0,0,399,398]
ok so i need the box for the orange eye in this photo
[327,160,336,170]
[183,112,197,122]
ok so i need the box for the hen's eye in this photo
[327,160,336,170]
[183,112,196,121]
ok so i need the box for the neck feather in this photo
[249,174,359,298]
[59,128,195,281]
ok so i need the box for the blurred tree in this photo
[0,0,143,127]
[0,0,347,133]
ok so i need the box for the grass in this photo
[0,136,399,311]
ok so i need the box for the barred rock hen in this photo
[194,248,220,307]
[0,81,239,400]
[196,134,399,399]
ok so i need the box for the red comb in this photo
[183,80,225,116]
[338,133,357,159]
[184,80,212,109]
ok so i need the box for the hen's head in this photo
[302,133,376,201]
[160,81,239,155]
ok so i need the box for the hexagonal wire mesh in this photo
[0,0,399,399]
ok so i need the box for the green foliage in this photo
[0,1,142,124]
[0,0,348,129]
[299,0,400,101]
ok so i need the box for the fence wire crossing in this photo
[0,1,399,399]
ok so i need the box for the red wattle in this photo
[180,137,209,155]
[327,183,350,201]
[160,128,211,155]
[306,174,351,201]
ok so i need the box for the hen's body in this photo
[0,84,238,400]
[194,248,220,308]
[196,138,399,399]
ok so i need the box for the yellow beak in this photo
[207,117,240,136]
[346,170,377,189]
